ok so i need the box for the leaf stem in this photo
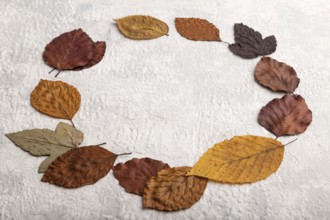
[97,142,107,146]
[117,152,132,157]
[284,138,298,146]
[49,68,56,74]
[221,40,231,45]
[55,70,62,78]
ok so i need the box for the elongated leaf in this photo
[175,18,221,41]
[114,15,169,40]
[255,57,300,93]
[113,157,170,196]
[144,166,208,211]
[258,94,312,137]
[188,135,284,183]
[229,23,277,59]
[42,146,118,188]
[31,79,81,120]
[5,122,84,173]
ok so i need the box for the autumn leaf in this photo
[113,157,170,196]
[31,79,81,121]
[175,18,221,41]
[255,57,300,93]
[187,135,284,183]
[5,122,83,173]
[114,15,169,40]
[143,166,208,211]
[43,29,106,77]
[258,94,312,137]
[229,23,277,59]
[42,146,119,188]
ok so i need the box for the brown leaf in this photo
[42,146,117,188]
[229,23,277,59]
[31,79,81,120]
[113,157,170,196]
[258,94,312,137]
[188,135,284,183]
[43,29,95,70]
[143,166,208,211]
[74,41,106,70]
[255,57,300,93]
[175,18,221,41]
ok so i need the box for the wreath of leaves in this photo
[5,15,312,212]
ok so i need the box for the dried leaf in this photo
[143,166,208,211]
[42,146,117,188]
[74,41,106,70]
[175,18,221,41]
[114,15,169,40]
[187,135,284,183]
[5,122,83,173]
[258,94,312,137]
[113,157,170,196]
[255,57,300,93]
[31,79,81,120]
[229,23,277,59]
[43,29,95,70]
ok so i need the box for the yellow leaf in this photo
[187,135,284,183]
[114,15,169,40]
[31,79,81,120]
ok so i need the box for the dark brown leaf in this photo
[42,146,117,188]
[255,57,300,93]
[175,18,221,41]
[143,166,208,211]
[74,41,106,70]
[258,94,312,137]
[113,157,170,196]
[43,29,95,70]
[229,23,277,59]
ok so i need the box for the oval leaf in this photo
[229,23,277,59]
[143,166,208,211]
[258,94,312,137]
[175,18,221,41]
[114,15,169,40]
[42,146,118,188]
[113,157,170,196]
[74,41,106,70]
[187,135,284,183]
[255,57,300,93]
[43,28,95,70]
[31,79,81,120]
[5,122,84,173]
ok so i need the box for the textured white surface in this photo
[1,0,330,219]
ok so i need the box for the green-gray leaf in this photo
[6,122,84,173]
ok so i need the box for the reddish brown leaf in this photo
[258,94,312,137]
[42,146,117,188]
[229,23,277,59]
[255,57,300,93]
[43,29,95,70]
[74,41,106,70]
[143,166,208,211]
[113,157,170,196]
[175,18,221,41]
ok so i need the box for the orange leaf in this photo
[31,79,81,120]
[42,146,117,188]
[143,166,208,211]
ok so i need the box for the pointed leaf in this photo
[255,57,300,93]
[114,15,169,40]
[258,94,312,137]
[5,122,84,172]
[188,135,285,183]
[42,146,118,188]
[74,41,106,70]
[175,18,221,41]
[43,28,95,70]
[31,79,81,119]
[143,166,208,211]
[113,157,170,196]
[229,23,277,59]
